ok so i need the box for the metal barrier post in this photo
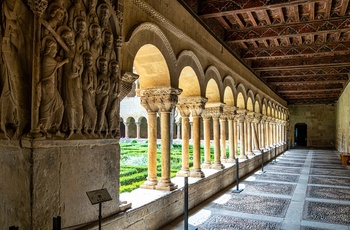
[232,158,243,193]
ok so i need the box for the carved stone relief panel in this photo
[0,0,123,140]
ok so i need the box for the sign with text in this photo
[86,188,112,205]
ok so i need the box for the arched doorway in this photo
[295,123,307,147]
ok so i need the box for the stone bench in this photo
[340,153,350,166]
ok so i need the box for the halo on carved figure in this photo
[57,25,72,37]
[102,28,113,43]
[89,23,101,39]
[41,36,57,54]
[74,16,86,32]
[97,3,110,18]
[48,2,64,18]
[96,56,108,72]
[82,50,93,59]
[109,60,119,72]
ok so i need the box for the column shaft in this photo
[202,117,212,168]
[190,116,204,177]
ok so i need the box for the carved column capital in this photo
[253,113,262,123]
[177,96,207,117]
[138,87,182,113]
[28,0,48,15]
[223,106,237,120]
[235,109,247,122]
[120,72,139,101]
[204,102,224,119]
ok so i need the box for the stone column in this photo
[201,111,212,169]
[124,122,130,139]
[237,109,248,159]
[264,117,269,149]
[176,121,181,140]
[135,121,141,139]
[176,100,191,177]
[233,115,239,159]
[260,116,267,150]
[155,88,182,191]
[226,106,237,163]
[246,112,254,157]
[139,92,159,189]
[252,113,261,153]
[207,104,224,170]
[189,97,207,178]
[269,118,274,147]
[220,115,228,162]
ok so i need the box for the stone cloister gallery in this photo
[1,0,350,229]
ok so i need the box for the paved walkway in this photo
[163,148,350,230]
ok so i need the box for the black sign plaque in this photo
[86,188,112,205]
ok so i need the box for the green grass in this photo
[120,140,240,193]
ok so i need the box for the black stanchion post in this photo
[261,150,266,173]
[184,176,188,230]
[184,176,197,230]
[232,158,243,193]
[274,144,277,163]
[53,216,61,230]
[288,139,290,151]
[9,226,18,230]
[99,202,102,230]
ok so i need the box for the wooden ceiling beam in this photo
[253,62,350,71]
[269,80,347,85]
[232,13,245,28]
[199,0,318,19]
[216,16,232,30]
[309,2,315,20]
[247,12,258,27]
[262,10,272,25]
[278,88,341,93]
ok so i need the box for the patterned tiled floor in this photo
[163,148,350,230]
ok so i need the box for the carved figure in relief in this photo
[59,27,84,139]
[39,37,68,137]
[82,51,97,136]
[89,23,102,71]
[97,3,110,29]
[74,16,89,53]
[95,56,110,137]
[86,0,98,27]
[106,60,120,137]
[0,0,32,139]
[102,29,116,63]
[43,3,66,36]
[68,0,86,29]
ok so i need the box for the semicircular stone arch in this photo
[223,76,236,107]
[176,50,205,97]
[204,66,223,103]
[123,22,177,89]
[236,83,247,109]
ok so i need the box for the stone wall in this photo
[0,143,31,229]
[336,83,350,152]
[78,146,286,229]
[288,104,336,148]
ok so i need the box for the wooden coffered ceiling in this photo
[181,0,350,104]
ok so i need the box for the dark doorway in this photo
[294,123,307,146]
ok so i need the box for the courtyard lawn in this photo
[119,140,209,193]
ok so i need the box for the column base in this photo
[119,201,132,212]
[211,163,225,170]
[140,179,158,190]
[201,162,212,169]
[246,151,255,157]
[190,170,205,178]
[220,157,227,163]
[176,169,190,177]
[226,158,236,163]
[155,181,178,191]
[239,154,248,160]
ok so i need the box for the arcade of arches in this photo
[1,0,349,229]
